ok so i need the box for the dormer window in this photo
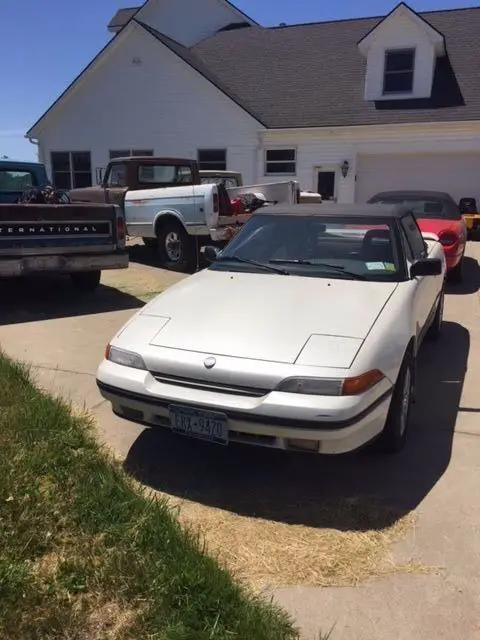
[383,49,415,95]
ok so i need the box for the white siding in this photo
[356,152,480,204]
[262,123,480,204]
[136,0,251,47]
[257,142,356,202]
[363,13,437,101]
[35,23,262,186]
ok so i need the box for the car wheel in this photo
[156,221,195,272]
[70,270,101,292]
[142,237,157,250]
[448,255,464,283]
[426,290,444,341]
[378,353,414,454]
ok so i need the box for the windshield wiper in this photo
[216,255,290,275]
[270,259,367,280]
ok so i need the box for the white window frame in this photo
[264,148,297,176]
[51,151,92,189]
[382,48,416,96]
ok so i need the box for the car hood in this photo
[140,270,398,365]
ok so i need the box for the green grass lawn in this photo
[0,353,298,639]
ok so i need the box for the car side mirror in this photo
[203,245,221,263]
[410,258,442,278]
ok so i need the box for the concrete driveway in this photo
[1,245,480,639]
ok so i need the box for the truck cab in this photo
[0,160,50,204]
[69,157,201,206]
[199,170,243,189]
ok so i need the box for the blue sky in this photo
[1,0,476,161]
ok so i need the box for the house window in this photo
[197,149,227,171]
[109,149,154,159]
[383,49,415,94]
[265,149,296,175]
[51,152,92,189]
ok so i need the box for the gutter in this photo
[25,134,41,164]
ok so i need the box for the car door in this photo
[400,213,433,340]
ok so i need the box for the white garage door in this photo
[356,153,480,204]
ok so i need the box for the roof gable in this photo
[358,3,445,56]
[132,0,257,46]
[27,21,137,138]
[136,20,266,125]
[27,15,264,138]
[107,0,257,33]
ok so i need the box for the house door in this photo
[317,171,336,201]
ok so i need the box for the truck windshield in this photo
[138,164,193,186]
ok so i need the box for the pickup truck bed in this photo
[0,202,128,290]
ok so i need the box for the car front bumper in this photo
[96,361,393,455]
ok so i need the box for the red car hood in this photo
[416,218,463,237]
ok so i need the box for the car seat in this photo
[360,229,394,263]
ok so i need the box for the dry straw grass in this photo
[162,493,422,591]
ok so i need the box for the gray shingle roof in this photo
[191,6,480,128]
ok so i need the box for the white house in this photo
[26,0,480,204]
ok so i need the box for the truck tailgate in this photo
[0,203,122,255]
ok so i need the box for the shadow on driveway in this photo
[0,275,144,326]
[128,241,207,274]
[446,256,480,295]
[123,320,469,532]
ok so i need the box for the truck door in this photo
[103,163,129,206]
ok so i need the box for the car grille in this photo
[151,372,270,398]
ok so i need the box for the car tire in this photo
[448,255,464,283]
[70,270,101,292]
[142,237,157,250]
[156,220,195,272]
[426,290,444,341]
[378,352,414,454]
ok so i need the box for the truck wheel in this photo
[156,221,195,272]
[378,352,414,454]
[70,270,101,292]
[142,237,157,250]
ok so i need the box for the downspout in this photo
[26,134,39,160]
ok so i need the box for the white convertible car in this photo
[97,204,446,455]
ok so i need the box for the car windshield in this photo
[210,214,402,281]
[372,196,460,220]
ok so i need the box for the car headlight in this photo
[276,377,344,396]
[105,344,146,370]
[276,370,384,396]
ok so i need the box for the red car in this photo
[368,191,467,282]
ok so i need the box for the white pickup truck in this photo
[70,156,299,272]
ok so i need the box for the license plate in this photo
[169,405,229,446]
[24,255,63,271]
